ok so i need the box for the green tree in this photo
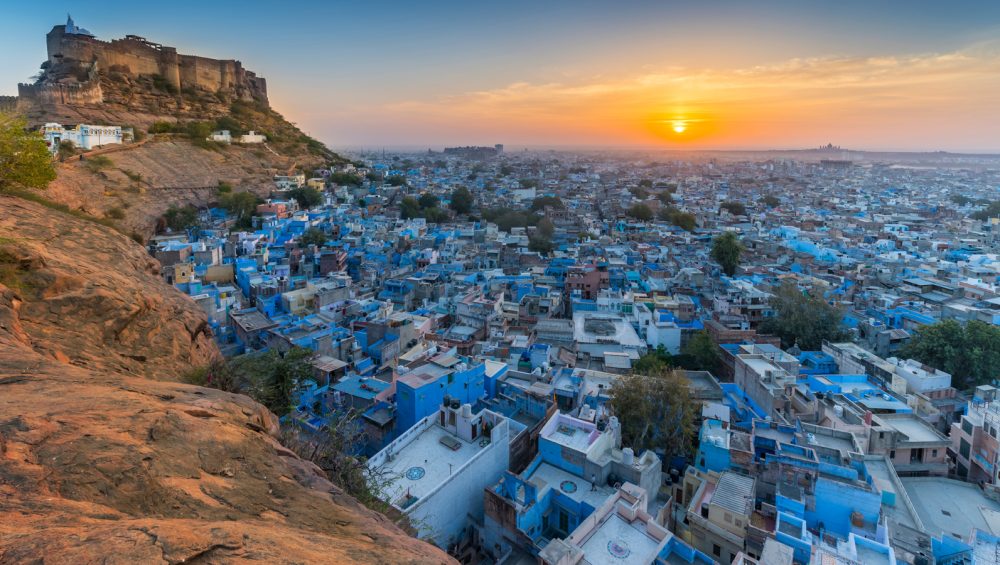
[627,203,653,221]
[163,205,199,231]
[400,196,421,219]
[681,331,720,373]
[608,368,697,458]
[288,186,323,209]
[299,227,327,247]
[449,186,473,214]
[657,191,673,205]
[536,217,555,239]
[710,231,743,276]
[760,281,849,350]
[422,207,448,223]
[720,201,746,216]
[638,179,653,188]
[482,207,541,231]
[0,113,56,191]
[634,345,671,374]
[220,191,260,227]
[660,209,696,231]
[762,194,781,207]
[528,236,554,255]
[233,348,316,417]
[418,192,439,209]
[901,319,1000,390]
[530,195,563,211]
[329,172,363,186]
[950,194,972,206]
[386,174,407,186]
[214,115,245,137]
[972,202,1000,221]
[57,139,77,160]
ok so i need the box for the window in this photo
[713,544,721,557]
[963,419,974,435]
[932,449,938,458]
[960,438,971,460]
[889,450,895,459]
[735,519,742,528]
[724,512,732,523]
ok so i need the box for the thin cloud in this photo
[370,40,1000,150]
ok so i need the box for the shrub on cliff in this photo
[0,112,56,192]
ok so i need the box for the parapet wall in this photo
[18,80,104,106]
[0,96,18,113]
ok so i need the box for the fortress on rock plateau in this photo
[15,15,268,108]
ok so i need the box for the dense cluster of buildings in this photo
[150,148,1000,564]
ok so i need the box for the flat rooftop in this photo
[864,458,918,530]
[578,513,662,565]
[541,413,599,453]
[879,415,947,444]
[527,462,614,508]
[377,423,490,507]
[901,477,1000,541]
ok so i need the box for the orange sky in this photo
[343,40,1000,151]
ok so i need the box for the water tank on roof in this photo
[461,403,473,419]
[834,405,845,417]
[451,398,460,409]
[443,394,452,407]
[622,448,634,465]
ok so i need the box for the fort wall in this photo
[0,96,19,113]
[34,25,267,104]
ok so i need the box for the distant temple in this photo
[63,14,94,37]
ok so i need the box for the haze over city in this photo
[4,0,1000,151]
[9,1,1000,564]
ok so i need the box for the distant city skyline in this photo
[4,1,1000,152]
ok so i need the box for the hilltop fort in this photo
[13,16,269,127]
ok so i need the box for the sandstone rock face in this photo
[0,195,218,379]
[45,140,304,237]
[0,196,453,564]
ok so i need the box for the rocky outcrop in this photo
[45,140,301,237]
[0,196,217,378]
[0,196,453,563]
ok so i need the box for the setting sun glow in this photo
[672,121,687,134]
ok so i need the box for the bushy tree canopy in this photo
[609,368,697,458]
[288,186,323,209]
[0,113,56,191]
[627,203,653,221]
[901,319,1000,390]
[449,186,473,214]
[760,281,849,350]
[710,231,743,276]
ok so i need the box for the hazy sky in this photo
[4,1,1000,151]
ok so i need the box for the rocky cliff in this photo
[0,195,453,564]
[45,139,304,238]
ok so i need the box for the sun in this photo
[672,121,687,134]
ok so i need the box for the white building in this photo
[891,358,952,395]
[239,130,266,144]
[274,174,306,190]
[367,402,512,547]
[208,130,233,143]
[42,122,122,152]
